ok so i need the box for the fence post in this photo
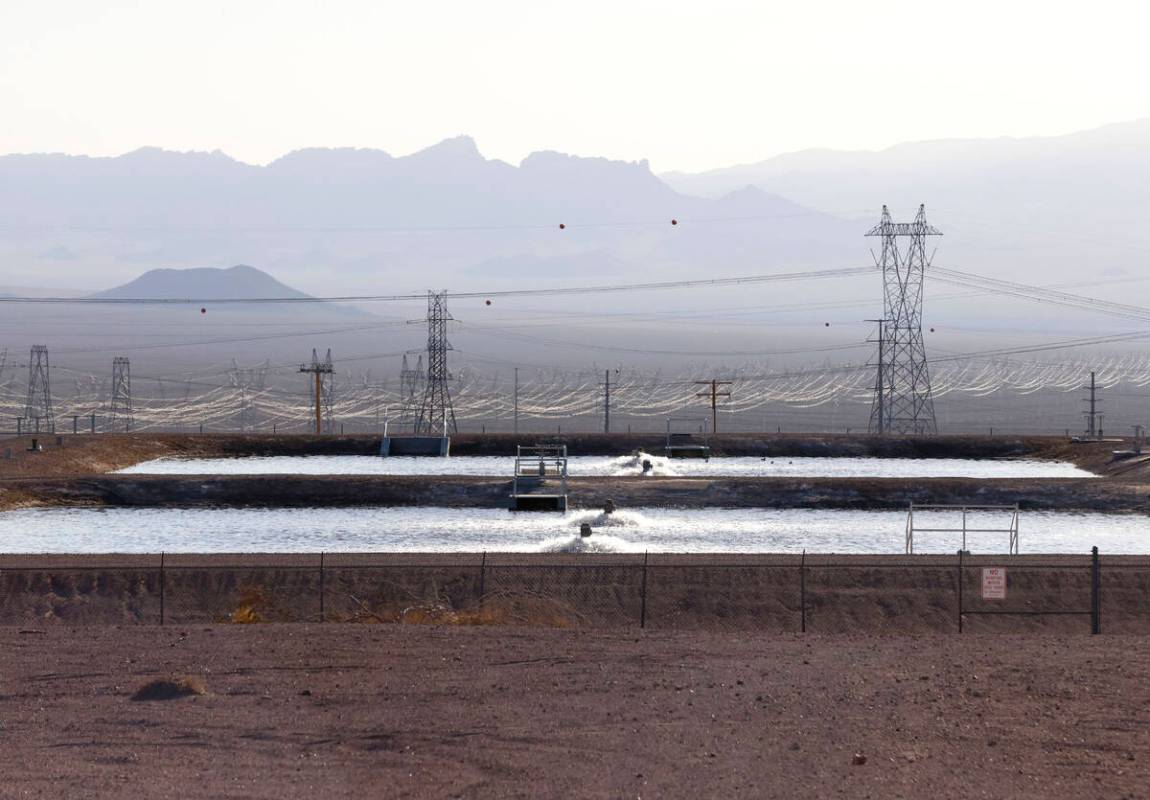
[639,551,649,629]
[319,552,325,623]
[957,549,964,634]
[159,551,166,626]
[800,550,806,633]
[478,551,486,609]
[1091,546,1101,635]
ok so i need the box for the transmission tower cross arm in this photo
[865,204,943,237]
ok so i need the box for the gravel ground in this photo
[0,625,1146,799]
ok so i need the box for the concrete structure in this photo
[510,444,568,511]
[380,436,451,457]
[665,417,711,459]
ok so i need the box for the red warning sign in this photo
[981,567,1007,600]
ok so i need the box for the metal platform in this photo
[510,444,569,512]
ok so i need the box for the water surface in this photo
[118,453,1095,479]
[0,506,1139,554]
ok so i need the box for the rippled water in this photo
[0,506,1142,554]
[118,452,1095,479]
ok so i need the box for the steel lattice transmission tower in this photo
[866,205,941,435]
[399,353,425,427]
[110,356,134,431]
[299,348,335,434]
[415,290,457,435]
[229,360,269,432]
[24,345,54,433]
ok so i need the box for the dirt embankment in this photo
[0,433,385,480]
[0,431,1128,474]
[7,473,1150,512]
[0,431,1142,512]
[2,552,1146,634]
[0,625,1146,799]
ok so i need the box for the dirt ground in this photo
[0,625,1145,799]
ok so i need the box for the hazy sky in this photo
[2,0,1149,172]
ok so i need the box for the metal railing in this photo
[906,503,1020,554]
[511,444,569,496]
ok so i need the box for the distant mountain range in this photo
[662,118,1150,284]
[0,136,858,296]
[2,120,1148,337]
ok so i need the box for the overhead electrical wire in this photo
[0,266,873,305]
[932,267,1150,324]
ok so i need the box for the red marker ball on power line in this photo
[559,223,566,230]
[200,307,207,314]
[485,300,492,306]
[671,219,678,225]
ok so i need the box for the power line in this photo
[458,322,870,357]
[0,209,824,235]
[51,321,412,354]
[0,266,873,305]
[933,267,1150,324]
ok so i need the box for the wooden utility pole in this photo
[299,349,334,434]
[695,379,732,434]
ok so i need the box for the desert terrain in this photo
[0,625,1146,799]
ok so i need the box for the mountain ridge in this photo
[0,135,852,295]
[91,264,311,300]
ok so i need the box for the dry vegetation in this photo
[131,675,208,701]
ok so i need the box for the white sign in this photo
[981,567,1007,600]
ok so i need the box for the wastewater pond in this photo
[0,506,1142,554]
[118,453,1095,479]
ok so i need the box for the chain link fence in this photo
[2,551,1148,633]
